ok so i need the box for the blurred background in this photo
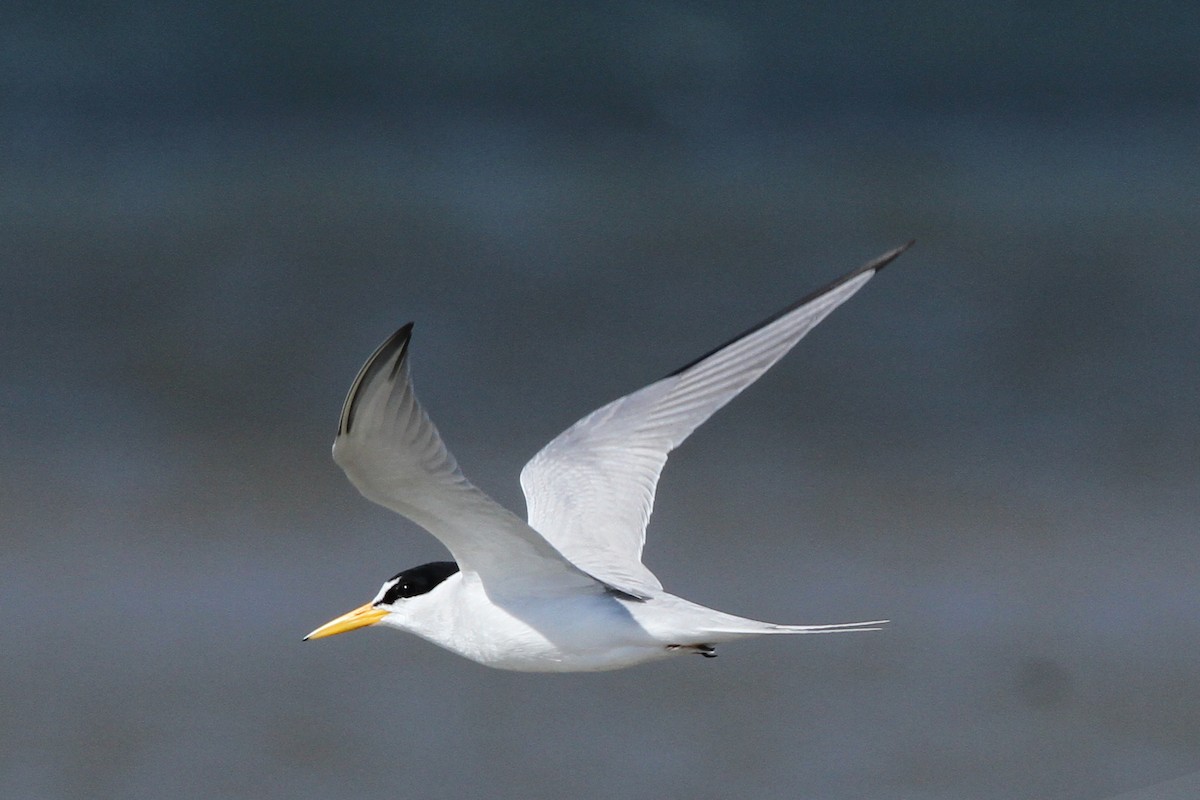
[3,3,1198,798]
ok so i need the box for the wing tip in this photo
[867,239,915,276]
[665,241,914,379]
[339,322,415,436]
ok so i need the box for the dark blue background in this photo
[4,3,1198,798]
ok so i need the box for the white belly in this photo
[407,588,682,672]
[376,574,771,672]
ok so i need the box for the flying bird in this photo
[305,243,911,671]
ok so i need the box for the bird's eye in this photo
[378,562,458,605]
[380,580,410,605]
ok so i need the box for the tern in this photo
[305,243,910,671]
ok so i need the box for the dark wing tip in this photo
[867,239,915,275]
[666,242,914,378]
[794,241,915,303]
[338,323,415,436]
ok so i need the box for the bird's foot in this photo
[667,643,717,658]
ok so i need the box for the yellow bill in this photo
[304,602,388,641]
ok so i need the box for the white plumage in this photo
[306,243,909,671]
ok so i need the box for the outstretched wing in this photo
[519,242,912,592]
[332,325,621,597]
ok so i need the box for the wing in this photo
[332,325,623,597]
[519,242,913,592]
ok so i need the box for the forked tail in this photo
[764,619,888,634]
[704,618,889,637]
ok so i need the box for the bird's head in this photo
[303,561,460,640]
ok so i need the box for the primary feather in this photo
[519,242,912,592]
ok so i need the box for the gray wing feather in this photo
[520,243,912,591]
[333,325,617,596]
